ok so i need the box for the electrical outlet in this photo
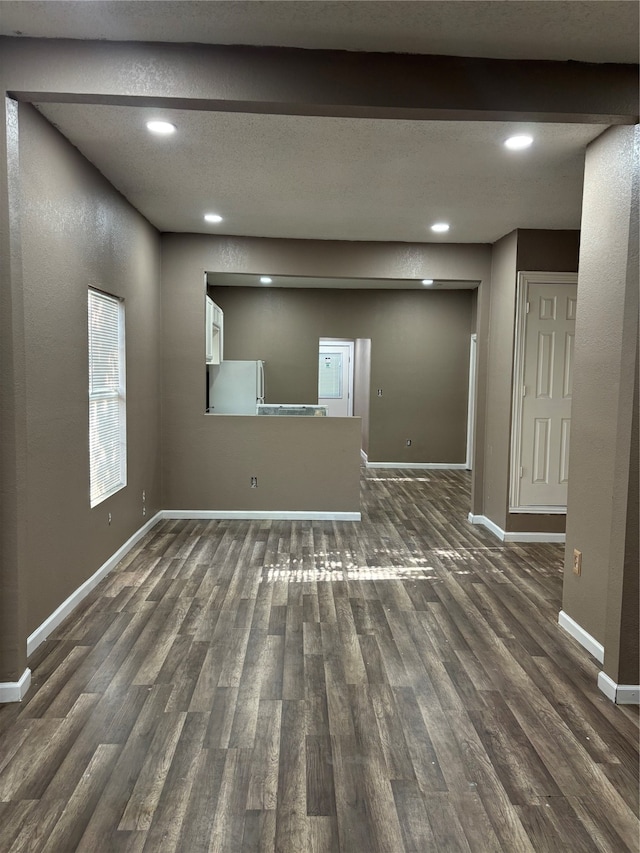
[108,512,112,525]
[573,548,582,576]
[406,439,412,446]
[250,476,258,488]
[142,489,146,517]
[377,389,383,396]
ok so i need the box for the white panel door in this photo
[318,341,353,417]
[518,282,577,508]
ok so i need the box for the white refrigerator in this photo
[208,360,265,414]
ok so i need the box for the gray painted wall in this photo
[2,37,636,124]
[0,95,28,681]
[564,126,639,669]
[161,234,490,509]
[482,229,580,534]
[516,229,580,273]
[610,339,638,685]
[354,338,372,455]
[483,230,518,530]
[19,104,162,634]
[166,414,362,512]
[1,35,636,689]
[162,237,369,511]
[211,285,473,464]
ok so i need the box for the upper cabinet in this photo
[206,296,224,364]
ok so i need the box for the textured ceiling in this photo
[36,103,607,243]
[208,273,479,290]
[8,1,635,247]
[2,1,639,64]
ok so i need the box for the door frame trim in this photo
[509,271,578,512]
[319,338,355,416]
[466,333,477,470]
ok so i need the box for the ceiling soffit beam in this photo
[2,38,638,124]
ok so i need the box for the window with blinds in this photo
[88,289,126,507]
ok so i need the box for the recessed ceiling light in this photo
[260,276,273,284]
[504,134,533,150]
[431,223,450,233]
[421,279,434,285]
[146,120,176,135]
[204,213,223,223]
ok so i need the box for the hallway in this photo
[0,469,638,851]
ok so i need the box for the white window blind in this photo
[88,289,126,507]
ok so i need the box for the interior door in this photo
[516,280,577,509]
[318,341,353,417]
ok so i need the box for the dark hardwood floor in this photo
[1,468,638,852]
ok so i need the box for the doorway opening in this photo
[318,339,354,417]
[318,337,372,462]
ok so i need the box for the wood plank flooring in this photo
[1,468,638,852]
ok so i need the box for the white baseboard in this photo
[0,668,31,703]
[597,671,617,702]
[360,449,368,464]
[558,610,605,663]
[468,513,566,543]
[26,505,359,662]
[509,506,566,514]
[163,510,360,521]
[468,513,504,540]
[366,462,467,470]
[27,511,163,658]
[505,531,565,543]
[597,672,640,704]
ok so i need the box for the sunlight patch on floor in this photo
[261,563,437,583]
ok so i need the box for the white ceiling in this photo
[5,1,637,246]
[2,1,638,63]
[36,103,607,243]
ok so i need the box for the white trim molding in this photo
[319,338,355,417]
[509,506,567,515]
[0,668,31,703]
[27,511,163,658]
[16,504,363,703]
[468,513,504,540]
[558,610,605,663]
[468,513,566,543]
[597,672,640,705]
[360,449,368,464]
[466,333,477,471]
[504,531,565,543]
[366,462,467,470]
[163,510,360,521]
[26,506,359,663]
